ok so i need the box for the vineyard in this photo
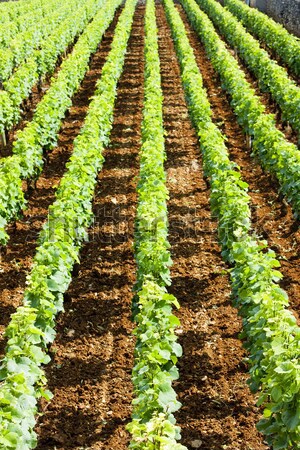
[0,0,299,448]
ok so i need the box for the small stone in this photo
[191,159,200,171]
[175,328,183,334]
[191,440,202,448]
[66,329,75,337]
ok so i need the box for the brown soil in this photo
[0,9,121,357]
[35,4,144,449]
[157,4,268,449]
[177,4,300,320]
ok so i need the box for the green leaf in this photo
[271,386,282,403]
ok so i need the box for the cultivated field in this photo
[0,0,299,449]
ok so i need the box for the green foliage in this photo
[196,0,300,136]
[133,0,172,291]
[0,91,14,134]
[127,1,186,447]
[0,0,122,245]
[0,157,26,244]
[163,0,249,261]
[0,0,53,48]
[0,0,68,83]
[165,0,300,447]
[0,0,137,447]
[0,0,104,134]
[179,0,300,221]
[128,411,186,450]
[225,0,300,78]
[128,281,186,449]
[0,307,50,450]
[230,238,300,449]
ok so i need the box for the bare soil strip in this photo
[35,4,145,449]
[177,4,300,320]
[0,9,122,358]
[156,3,268,449]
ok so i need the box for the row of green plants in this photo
[0,0,43,15]
[0,0,45,23]
[179,0,300,219]
[0,0,51,48]
[165,0,300,448]
[0,0,103,137]
[224,0,300,78]
[0,0,136,447]
[0,0,119,245]
[126,0,186,447]
[0,0,71,82]
[196,0,300,136]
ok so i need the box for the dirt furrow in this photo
[35,4,145,449]
[156,3,268,449]
[177,4,300,320]
[0,9,121,358]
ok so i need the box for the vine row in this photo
[127,0,186,447]
[0,0,72,82]
[196,0,300,137]
[0,0,136,447]
[224,0,300,78]
[165,0,300,447]
[0,0,105,137]
[0,0,121,245]
[179,0,300,220]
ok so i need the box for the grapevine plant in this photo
[196,0,300,137]
[178,0,300,220]
[0,0,66,82]
[224,0,300,78]
[0,0,52,48]
[0,0,121,244]
[0,0,47,23]
[127,0,187,447]
[164,0,300,447]
[0,0,105,136]
[0,0,138,448]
